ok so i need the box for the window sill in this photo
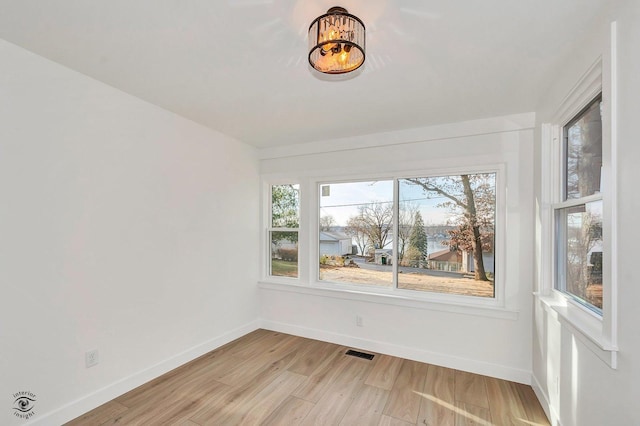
[259,280,519,320]
[535,292,617,368]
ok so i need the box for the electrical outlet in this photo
[356,315,364,327]
[85,349,99,368]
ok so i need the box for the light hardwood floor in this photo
[66,330,549,425]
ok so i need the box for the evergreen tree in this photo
[408,211,428,267]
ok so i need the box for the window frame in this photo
[317,177,395,287]
[262,163,510,316]
[554,94,604,314]
[266,181,301,281]
[315,172,500,301]
[539,34,618,368]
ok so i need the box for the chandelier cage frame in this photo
[308,7,366,74]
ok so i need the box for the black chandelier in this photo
[308,7,366,74]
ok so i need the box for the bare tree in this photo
[357,202,393,251]
[398,201,419,264]
[566,98,602,199]
[319,214,336,231]
[405,174,495,281]
[345,216,369,255]
[565,206,602,307]
[345,202,394,257]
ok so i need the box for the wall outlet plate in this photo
[85,349,99,368]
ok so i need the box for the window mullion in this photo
[553,193,603,210]
[554,208,567,294]
[392,178,399,290]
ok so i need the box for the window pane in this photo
[397,173,496,298]
[319,180,393,286]
[271,184,299,228]
[565,97,602,199]
[270,231,298,278]
[556,201,603,311]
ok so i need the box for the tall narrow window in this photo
[269,184,300,278]
[555,95,603,312]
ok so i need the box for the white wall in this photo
[4,3,636,422]
[0,40,260,425]
[259,116,536,384]
[532,1,640,424]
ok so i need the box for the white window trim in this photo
[264,180,302,282]
[537,22,618,368]
[261,163,519,321]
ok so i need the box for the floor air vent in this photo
[345,349,375,360]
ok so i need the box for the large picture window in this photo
[555,95,603,312]
[317,173,497,298]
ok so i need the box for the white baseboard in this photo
[29,318,536,425]
[260,319,532,385]
[531,373,561,426]
[29,320,260,426]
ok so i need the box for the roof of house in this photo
[427,248,461,262]
[319,231,351,242]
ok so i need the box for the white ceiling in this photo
[0,0,608,148]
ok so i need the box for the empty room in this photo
[1,1,638,425]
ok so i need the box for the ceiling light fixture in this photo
[308,6,365,74]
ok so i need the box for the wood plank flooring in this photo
[66,330,549,425]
